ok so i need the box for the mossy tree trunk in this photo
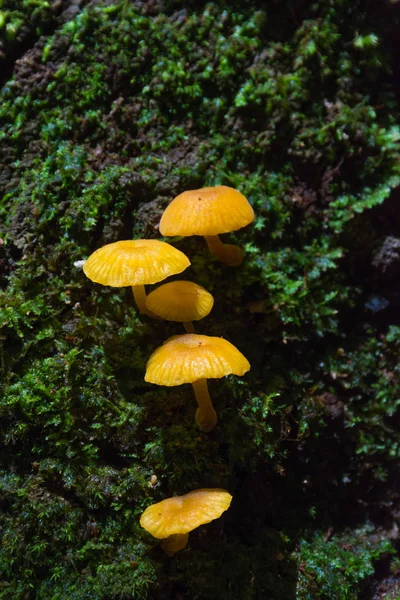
[0,1,399,599]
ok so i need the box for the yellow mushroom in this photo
[83,239,190,317]
[145,333,250,432]
[159,185,254,267]
[145,280,214,333]
[140,488,232,556]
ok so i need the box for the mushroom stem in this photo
[183,321,195,334]
[192,378,217,432]
[160,533,189,557]
[132,285,155,318]
[204,235,243,267]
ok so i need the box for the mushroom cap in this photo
[159,185,254,237]
[145,333,250,386]
[140,488,232,539]
[146,281,214,323]
[83,240,190,287]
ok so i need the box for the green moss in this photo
[0,470,158,600]
[0,0,399,598]
[296,527,393,600]
[317,325,400,464]
[0,0,53,45]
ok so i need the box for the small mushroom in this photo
[83,240,190,317]
[140,488,232,556]
[144,333,250,432]
[145,280,214,333]
[159,185,254,267]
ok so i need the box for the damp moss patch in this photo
[0,1,400,598]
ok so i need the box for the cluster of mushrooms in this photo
[83,185,254,556]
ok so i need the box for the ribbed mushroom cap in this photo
[140,489,232,539]
[146,281,214,322]
[145,333,250,386]
[83,240,190,287]
[159,186,254,237]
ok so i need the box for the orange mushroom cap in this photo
[83,240,190,287]
[159,186,254,237]
[145,333,250,386]
[146,281,214,323]
[140,489,232,539]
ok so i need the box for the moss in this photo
[313,325,400,465]
[0,468,158,599]
[0,0,54,55]
[1,0,400,598]
[296,527,394,600]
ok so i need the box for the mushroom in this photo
[145,280,214,333]
[159,185,254,267]
[140,488,232,556]
[144,333,250,432]
[83,240,190,317]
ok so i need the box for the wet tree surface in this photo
[0,1,400,598]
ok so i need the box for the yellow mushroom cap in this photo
[83,240,190,287]
[159,186,255,237]
[145,333,250,386]
[140,489,232,539]
[146,281,214,322]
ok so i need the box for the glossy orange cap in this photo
[145,333,250,386]
[146,281,214,322]
[140,489,232,539]
[159,186,254,237]
[83,240,190,287]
